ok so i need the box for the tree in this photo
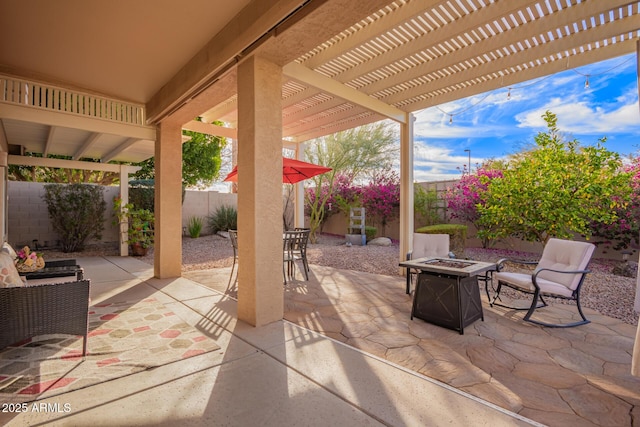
[135,119,226,188]
[304,122,397,242]
[477,111,630,244]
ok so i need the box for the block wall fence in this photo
[7,180,627,261]
[7,181,238,250]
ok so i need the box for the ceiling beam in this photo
[73,132,102,160]
[8,154,140,173]
[0,103,156,140]
[102,138,140,163]
[42,126,56,157]
[182,120,237,139]
[283,62,406,123]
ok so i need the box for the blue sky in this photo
[412,53,640,182]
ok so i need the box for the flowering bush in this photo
[360,169,400,235]
[590,157,640,250]
[444,167,502,247]
[16,246,45,272]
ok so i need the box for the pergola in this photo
[0,1,639,327]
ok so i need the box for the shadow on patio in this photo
[187,263,640,427]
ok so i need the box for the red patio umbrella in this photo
[223,157,332,184]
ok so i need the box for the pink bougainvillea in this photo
[360,169,400,235]
[444,167,502,224]
[590,156,640,250]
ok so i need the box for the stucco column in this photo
[236,55,284,326]
[399,113,415,273]
[154,120,183,278]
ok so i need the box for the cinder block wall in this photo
[182,191,238,233]
[7,181,238,248]
[7,182,120,249]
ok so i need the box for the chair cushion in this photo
[536,238,595,291]
[411,233,449,259]
[495,271,575,298]
[0,252,24,288]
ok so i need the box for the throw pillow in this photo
[0,252,24,288]
[1,242,17,260]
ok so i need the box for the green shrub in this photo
[43,184,106,252]
[365,226,377,241]
[187,216,204,238]
[128,179,186,212]
[415,224,467,257]
[129,179,155,212]
[207,205,237,233]
[414,185,442,226]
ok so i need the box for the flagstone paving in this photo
[186,264,640,427]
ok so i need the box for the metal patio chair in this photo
[491,238,595,327]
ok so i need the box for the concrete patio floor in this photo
[0,256,537,427]
[185,263,640,427]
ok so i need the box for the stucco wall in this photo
[7,181,237,249]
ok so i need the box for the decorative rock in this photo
[217,231,229,239]
[612,261,636,278]
[368,237,392,246]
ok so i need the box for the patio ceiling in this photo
[208,0,640,142]
[0,0,638,163]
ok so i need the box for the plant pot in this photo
[130,243,148,256]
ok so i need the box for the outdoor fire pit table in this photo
[399,257,496,334]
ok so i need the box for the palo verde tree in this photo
[477,111,630,245]
[304,122,397,242]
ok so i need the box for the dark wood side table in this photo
[22,259,84,281]
[399,258,496,334]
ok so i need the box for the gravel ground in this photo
[45,233,639,326]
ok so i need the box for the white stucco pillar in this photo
[399,113,415,274]
[154,121,183,278]
[236,55,284,327]
[118,165,129,257]
[295,142,306,228]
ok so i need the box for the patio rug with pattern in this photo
[0,297,220,403]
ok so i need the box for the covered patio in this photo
[1,1,640,424]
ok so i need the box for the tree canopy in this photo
[134,119,226,188]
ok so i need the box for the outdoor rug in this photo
[0,297,220,403]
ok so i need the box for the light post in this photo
[464,149,471,175]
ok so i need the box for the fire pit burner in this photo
[421,259,474,269]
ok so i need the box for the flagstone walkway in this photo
[186,264,640,427]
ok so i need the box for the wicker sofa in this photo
[0,278,91,356]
